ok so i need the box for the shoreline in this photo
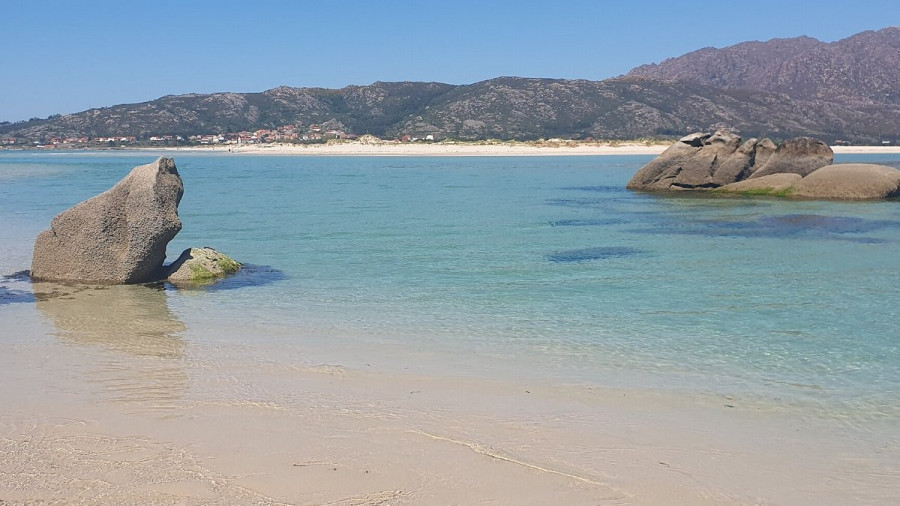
[5,142,900,157]
[2,288,894,505]
[140,142,900,156]
[141,142,672,156]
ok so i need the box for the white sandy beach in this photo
[1,301,889,505]
[831,145,900,154]
[138,141,900,157]
[143,141,670,156]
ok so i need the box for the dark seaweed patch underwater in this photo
[0,271,36,305]
[547,247,643,263]
[632,214,900,243]
[550,218,627,227]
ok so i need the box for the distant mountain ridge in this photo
[627,27,900,105]
[2,27,898,144]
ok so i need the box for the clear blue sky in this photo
[2,0,897,122]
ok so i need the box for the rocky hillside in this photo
[2,28,898,144]
[628,26,900,106]
[389,77,900,142]
[0,82,455,141]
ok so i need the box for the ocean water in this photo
[2,151,900,424]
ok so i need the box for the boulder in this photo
[751,138,778,169]
[31,158,183,283]
[717,173,802,196]
[165,247,242,284]
[790,163,900,199]
[627,131,780,190]
[747,137,833,179]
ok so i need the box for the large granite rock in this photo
[31,158,183,283]
[165,247,242,284]
[628,131,732,190]
[790,164,900,199]
[627,131,832,191]
[747,137,834,179]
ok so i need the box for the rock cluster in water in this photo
[627,131,900,199]
[31,157,242,284]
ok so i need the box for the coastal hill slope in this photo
[2,27,898,144]
[389,76,898,142]
[627,26,900,106]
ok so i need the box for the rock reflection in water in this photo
[34,282,188,411]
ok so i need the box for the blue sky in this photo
[2,0,897,122]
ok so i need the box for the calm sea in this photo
[2,151,899,424]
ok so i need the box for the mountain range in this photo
[2,27,898,144]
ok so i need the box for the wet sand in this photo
[2,281,897,505]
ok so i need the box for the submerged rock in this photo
[718,173,802,196]
[714,163,900,200]
[626,131,832,191]
[790,164,900,200]
[165,247,242,284]
[31,157,183,283]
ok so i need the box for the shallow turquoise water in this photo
[2,151,899,421]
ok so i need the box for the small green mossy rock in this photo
[165,247,241,284]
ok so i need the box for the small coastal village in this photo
[2,129,892,150]
[0,122,434,149]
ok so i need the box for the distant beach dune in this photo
[141,141,900,157]
[831,145,900,154]
[144,141,670,156]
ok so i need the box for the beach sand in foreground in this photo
[1,283,896,505]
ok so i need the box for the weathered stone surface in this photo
[626,132,709,189]
[626,131,790,190]
[31,158,183,283]
[790,164,900,199]
[748,137,833,179]
[709,137,757,186]
[165,247,242,284]
[718,173,802,194]
[752,138,777,169]
[627,131,741,190]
